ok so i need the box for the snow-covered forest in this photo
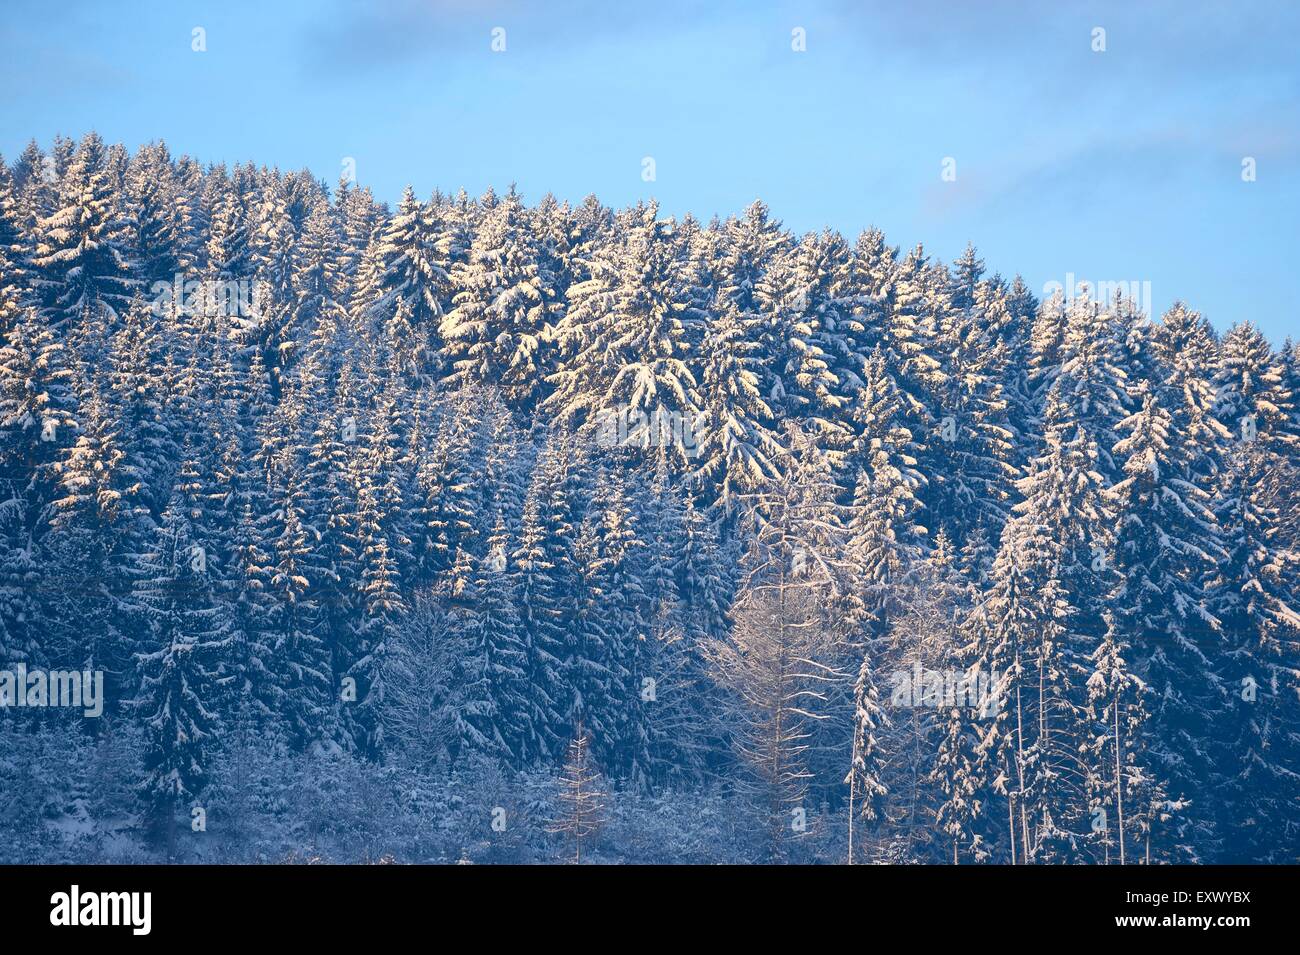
[0,133,1296,864]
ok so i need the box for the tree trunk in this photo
[1014,675,1031,862]
[847,772,856,865]
[1113,699,1126,865]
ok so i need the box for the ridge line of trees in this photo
[0,133,1296,864]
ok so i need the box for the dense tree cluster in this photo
[0,134,1296,863]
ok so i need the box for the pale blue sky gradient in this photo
[1,0,1296,341]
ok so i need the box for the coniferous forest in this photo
[0,133,1296,865]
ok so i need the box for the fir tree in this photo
[31,132,134,329]
[692,303,785,516]
[443,188,551,408]
[1084,613,1163,864]
[131,499,232,855]
[1110,383,1224,861]
[846,652,889,863]
[1211,444,1300,862]
[369,186,451,378]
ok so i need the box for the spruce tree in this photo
[1110,383,1224,861]
[369,186,451,378]
[443,188,551,408]
[548,201,699,467]
[132,499,232,855]
[31,132,134,329]
[1211,443,1300,862]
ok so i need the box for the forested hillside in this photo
[0,133,1296,864]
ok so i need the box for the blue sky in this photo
[2,0,1296,342]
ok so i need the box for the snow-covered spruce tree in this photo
[9,140,53,233]
[223,499,283,729]
[692,301,786,518]
[31,132,134,330]
[845,226,896,331]
[172,436,227,586]
[927,245,1018,545]
[1151,302,1231,489]
[476,388,531,539]
[994,274,1039,474]
[677,489,734,645]
[925,542,1000,867]
[123,141,188,286]
[931,659,989,865]
[634,512,716,784]
[786,228,867,472]
[1028,286,1068,399]
[966,508,1078,864]
[442,187,551,409]
[449,512,530,761]
[0,311,76,668]
[563,509,627,774]
[1215,321,1297,456]
[0,306,76,512]
[878,244,946,464]
[169,154,206,275]
[368,186,452,380]
[257,451,332,752]
[345,395,411,758]
[845,652,889,863]
[299,369,361,713]
[410,385,488,585]
[107,296,177,518]
[848,347,927,495]
[1109,381,1225,862]
[348,475,403,759]
[1210,441,1300,862]
[382,592,459,769]
[718,200,790,326]
[1008,383,1125,859]
[243,174,304,391]
[1112,291,1160,406]
[1084,612,1165,865]
[547,201,700,469]
[529,192,579,323]
[753,238,841,448]
[200,164,251,283]
[333,178,382,312]
[41,372,152,704]
[432,187,474,269]
[849,446,927,637]
[292,203,347,364]
[677,214,723,344]
[951,250,1036,441]
[1214,322,1299,595]
[0,158,34,336]
[586,468,656,786]
[842,444,930,843]
[708,202,793,439]
[1053,284,1131,480]
[508,430,586,762]
[131,498,232,856]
